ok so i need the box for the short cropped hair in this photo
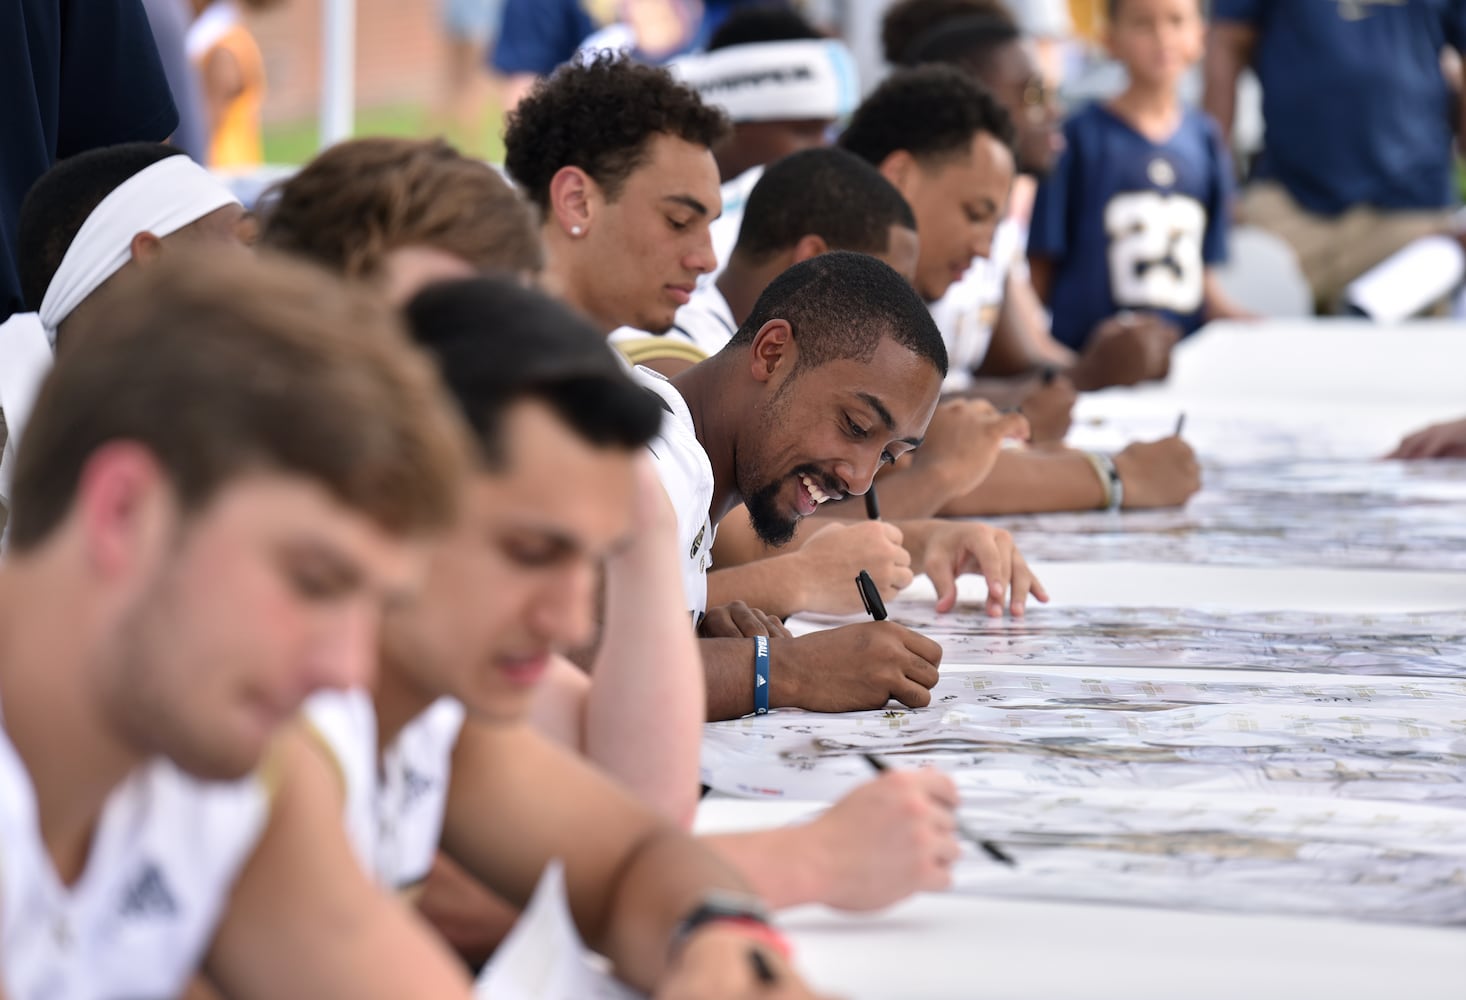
[260,137,543,279]
[402,278,662,468]
[727,250,947,376]
[708,4,823,49]
[504,52,730,213]
[8,251,467,549]
[838,65,1015,167]
[17,143,184,311]
[881,0,1013,65]
[733,148,915,263]
[900,14,1020,72]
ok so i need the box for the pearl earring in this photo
[571,225,583,236]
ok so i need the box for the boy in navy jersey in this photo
[1028,0,1247,353]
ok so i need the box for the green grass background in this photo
[263,103,506,165]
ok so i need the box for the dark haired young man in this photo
[833,64,1201,520]
[882,0,1189,400]
[301,277,832,998]
[0,142,250,539]
[637,251,1045,720]
[504,53,729,338]
[612,149,1027,621]
[612,147,922,378]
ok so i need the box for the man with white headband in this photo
[1,0,180,323]
[673,8,860,283]
[0,143,248,538]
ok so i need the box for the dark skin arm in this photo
[701,625,943,721]
[939,436,1202,516]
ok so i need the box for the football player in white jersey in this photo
[641,251,1051,720]
[260,139,964,970]
[0,252,479,999]
[505,53,729,343]
[0,142,255,542]
[833,66,1201,519]
[301,276,833,998]
[884,0,1183,398]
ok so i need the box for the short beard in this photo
[736,369,802,547]
[743,477,799,547]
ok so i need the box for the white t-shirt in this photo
[304,690,465,891]
[608,283,739,369]
[704,165,765,291]
[928,218,1025,394]
[0,709,270,1000]
[631,366,716,623]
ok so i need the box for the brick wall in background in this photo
[248,0,445,124]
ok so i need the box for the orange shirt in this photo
[194,21,266,168]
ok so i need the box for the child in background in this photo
[1027,0,1248,354]
[187,0,280,168]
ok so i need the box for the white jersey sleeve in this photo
[929,218,1023,393]
[609,284,740,369]
[302,691,464,892]
[629,366,717,624]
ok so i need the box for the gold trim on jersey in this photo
[298,720,349,799]
[614,338,709,368]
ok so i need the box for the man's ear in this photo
[789,234,830,264]
[877,149,920,199]
[129,230,165,264]
[547,166,597,239]
[748,319,796,384]
[73,442,171,581]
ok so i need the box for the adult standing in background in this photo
[437,0,506,155]
[0,0,178,323]
[142,0,210,161]
[1204,0,1466,311]
[491,0,776,110]
[187,0,278,169]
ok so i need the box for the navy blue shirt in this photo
[491,0,758,76]
[1214,0,1466,215]
[1,0,178,321]
[1029,102,1232,351]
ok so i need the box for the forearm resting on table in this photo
[706,552,810,620]
[939,447,1105,517]
[703,637,818,721]
[702,827,830,910]
[598,827,758,992]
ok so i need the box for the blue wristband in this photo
[753,635,771,715]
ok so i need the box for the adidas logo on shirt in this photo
[402,767,435,808]
[119,862,177,919]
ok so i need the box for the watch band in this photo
[670,893,789,961]
[1082,451,1124,511]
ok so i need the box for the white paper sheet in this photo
[701,671,1466,924]
[476,860,642,1000]
[982,460,1466,572]
[807,604,1466,677]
